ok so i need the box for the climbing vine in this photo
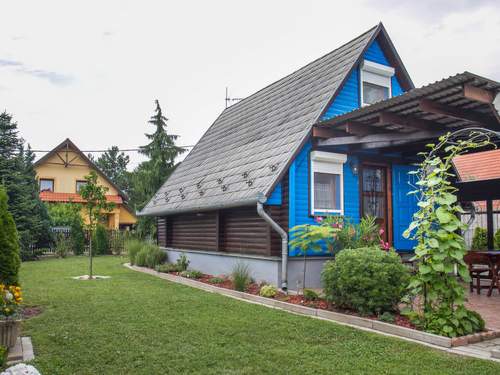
[403,132,491,337]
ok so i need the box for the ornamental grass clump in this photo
[321,247,409,315]
[403,131,490,337]
[125,239,143,265]
[232,263,251,292]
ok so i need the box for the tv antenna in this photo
[225,87,243,108]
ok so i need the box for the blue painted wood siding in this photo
[266,182,282,205]
[392,164,418,251]
[284,38,414,255]
[321,40,404,122]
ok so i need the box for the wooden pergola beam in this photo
[344,121,384,136]
[419,99,494,125]
[463,84,496,104]
[318,130,443,147]
[377,112,435,132]
[312,127,345,139]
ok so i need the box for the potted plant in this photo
[0,284,22,348]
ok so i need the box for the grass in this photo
[20,256,500,374]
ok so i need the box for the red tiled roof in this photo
[453,149,500,182]
[39,191,123,204]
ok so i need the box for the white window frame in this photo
[310,151,347,215]
[360,60,395,107]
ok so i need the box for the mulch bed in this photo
[22,305,43,319]
[161,270,415,329]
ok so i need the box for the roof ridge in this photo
[222,24,380,115]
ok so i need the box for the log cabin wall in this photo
[157,177,288,257]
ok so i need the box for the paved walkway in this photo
[465,288,500,330]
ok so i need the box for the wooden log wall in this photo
[157,177,288,257]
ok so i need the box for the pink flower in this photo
[379,228,385,236]
[315,216,324,223]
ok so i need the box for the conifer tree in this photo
[0,185,21,285]
[131,100,185,237]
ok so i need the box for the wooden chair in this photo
[464,252,496,296]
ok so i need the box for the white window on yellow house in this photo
[39,178,54,192]
[76,180,87,193]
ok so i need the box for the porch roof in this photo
[314,72,500,153]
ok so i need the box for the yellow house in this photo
[34,138,137,229]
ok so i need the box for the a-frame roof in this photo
[34,138,129,200]
[141,23,412,216]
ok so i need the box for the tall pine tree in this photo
[0,112,51,256]
[94,146,131,194]
[131,100,185,237]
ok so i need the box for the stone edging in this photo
[124,263,499,349]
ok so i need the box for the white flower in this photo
[5,292,13,301]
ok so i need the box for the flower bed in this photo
[164,270,416,330]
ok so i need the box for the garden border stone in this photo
[125,263,500,352]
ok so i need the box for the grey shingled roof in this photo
[140,25,382,216]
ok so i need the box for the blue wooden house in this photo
[140,23,500,289]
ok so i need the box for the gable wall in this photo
[287,38,413,254]
[35,151,119,195]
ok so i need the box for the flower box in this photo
[0,319,21,348]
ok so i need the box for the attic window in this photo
[360,60,395,106]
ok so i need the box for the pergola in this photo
[312,71,500,248]
[313,72,500,158]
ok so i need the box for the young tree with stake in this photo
[78,171,114,279]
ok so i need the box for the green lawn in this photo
[20,256,500,374]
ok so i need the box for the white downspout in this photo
[257,198,288,292]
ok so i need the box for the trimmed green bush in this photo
[322,247,409,315]
[125,239,143,265]
[471,227,487,250]
[232,263,251,292]
[259,284,277,298]
[303,289,319,301]
[156,263,181,273]
[208,277,225,284]
[70,217,85,255]
[179,270,203,279]
[93,225,110,255]
[379,311,395,323]
[0,186,21,285]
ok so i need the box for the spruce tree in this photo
[132,100,185,237]
[95,146,131,193]
[0,185,21,285]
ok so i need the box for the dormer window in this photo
[360,60,395,106]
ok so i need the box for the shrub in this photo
[140,243,166,268]
[179,270,203,279]
[55,233,70,258]
[471,227,487,250]
[259,284,277,298]
[0,345,6,368]
[70,217,85,255]
[379,311,395,323]
[408,307,485,337]
[93,225,110,255]
[303,289,319,301]
[322,247,409,315]
[125,239,143,265]
[135,248,148,267]
[208,277,225,284]
[232,263,251,292]
[0,186,21,285]
[176,254,189,271]
[495,228,500,249]
[336,215,380,250]
[156,263,181,273]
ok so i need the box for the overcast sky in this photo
[1,0,499,168]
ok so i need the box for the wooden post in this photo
[486,200,494,250]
